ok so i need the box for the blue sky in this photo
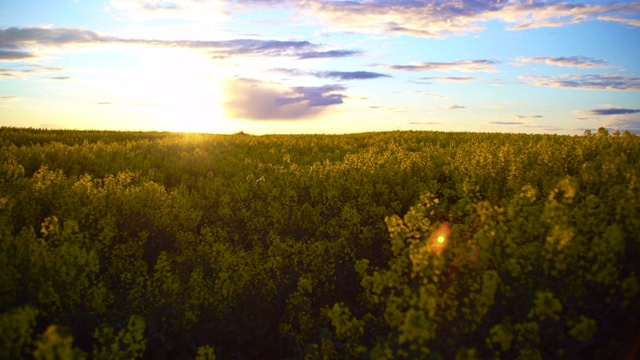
[1,0,639,134]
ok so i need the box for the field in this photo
[1,127,639,359]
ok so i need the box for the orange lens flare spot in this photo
[428,222,450,255]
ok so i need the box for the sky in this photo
[1,0,639,135]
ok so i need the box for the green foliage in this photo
[569,315,597,343]
[33,324,87,360]
[195,345,216,360]
[93,315,146,360]
[0,306,39,359]
[0,127,638,358]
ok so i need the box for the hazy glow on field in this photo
[1,0,639,134]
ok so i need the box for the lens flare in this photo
[429,222,450,255]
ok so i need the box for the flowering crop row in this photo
[0,127,638,359]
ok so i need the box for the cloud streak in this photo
[436,104,466,110]
[597,16,640,27]
[274,68,390,80]
[514,115,543,119]
[512,56,611,69]
[297,50,362,59]
[490,121,524,125]
[0,27,361,61]
[418,76,480,82]
[224,78,346,120]
[382,59,498,73]
[0,65,65,80]
[0,49,35,61]
[584,108,640,116]
[520,73,640,91]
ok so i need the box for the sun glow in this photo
[105,46,232,133]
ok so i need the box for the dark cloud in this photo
[0,49,36,60]
[585,108,640,115]
[274,68,389,80]
[0,96,19,102]
[520,73,640,91]
[48,76,72,80]
[382,60,498,73]
[224,78,346,120]
[0,27,361,60]
[512,55,611,69]
[490,121,524,125]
